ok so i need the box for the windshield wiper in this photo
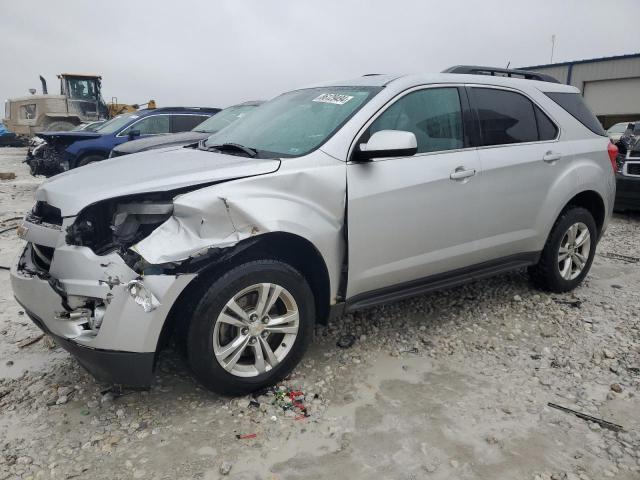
[204,142,257,157]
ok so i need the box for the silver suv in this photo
[11,67,616,395]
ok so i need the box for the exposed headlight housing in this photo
[66,197,173,255]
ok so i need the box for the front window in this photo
[20,104,37,120]
[120,115,170,135]
[193,104,259,133]
[365,87,464,154]
[204,87,381,157]
[95,113,137,134]
[66,78,98,100]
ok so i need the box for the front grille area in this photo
[626,162,640,176]
[31,243,54,272]
[30,201,62,226]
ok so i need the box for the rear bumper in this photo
[615,174,640,210]
[22,307,154,386]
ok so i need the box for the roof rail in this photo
[443,65,560,84]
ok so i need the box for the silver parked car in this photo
[11,67,616,395]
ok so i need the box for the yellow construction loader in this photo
[3,73,155,136]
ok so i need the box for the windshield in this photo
[193,104,259,133]
[608,123,629,134]
[94,113,137,134]
[204,86,381,157]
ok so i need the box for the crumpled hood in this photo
[36,130,102,146]
[36,147,281,216]
[112,131,208,155]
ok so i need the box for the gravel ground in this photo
[0,147,639,480]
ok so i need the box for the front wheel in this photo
[187,260,315,395]
[528,207,597,293]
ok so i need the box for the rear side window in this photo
[472,88,538,146]
[171,115,210,132]
[544,92,605,136]
[534,105,559,140]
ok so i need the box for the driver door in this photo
[346,86,482,299]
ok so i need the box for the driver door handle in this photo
[450,167,476,180]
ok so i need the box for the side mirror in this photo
[128,129,141,139]
[355,130,417,161]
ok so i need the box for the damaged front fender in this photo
[131,152,347,300]
[131,195,241,264]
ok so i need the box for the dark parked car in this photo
[109,101,262,158]
[26,107,220,176]
[615,122,640,211]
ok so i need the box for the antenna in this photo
[550,35,556,63]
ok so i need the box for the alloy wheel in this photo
[212,283,299,377]
[558,222,591,281]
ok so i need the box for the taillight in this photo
[607,142,619,172]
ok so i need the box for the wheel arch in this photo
[73,150,109,169]
[562,190,606,238]
[156,232,332,357]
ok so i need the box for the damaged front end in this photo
[26,140,68,177]
[26,131,99,176]
[10,195,198,386]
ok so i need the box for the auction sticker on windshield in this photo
[313,93,354,105]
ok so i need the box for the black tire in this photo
[44,121,76,132]
[187,260,315,396]
[528,207,597,293]
[76,154,104,168]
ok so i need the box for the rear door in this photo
[467,86,562,261]
[346,85,483,298]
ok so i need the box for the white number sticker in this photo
[312,93,354,105]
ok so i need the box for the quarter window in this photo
[472,88,539,146]
[367,87,464,154]
[544,92,605,136]
[121,115,170,135]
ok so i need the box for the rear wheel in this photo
[44,121,75,132]
[187,260,315,395]
[528,207,597,292]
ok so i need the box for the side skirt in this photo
[330,252,540,317]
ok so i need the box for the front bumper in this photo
[615,174,640,211]
[22,308,155,386]
[10,240,196,386]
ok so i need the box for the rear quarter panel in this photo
[534,137,615,248]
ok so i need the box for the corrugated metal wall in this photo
[529,65,570,84]
[526,56,640,118]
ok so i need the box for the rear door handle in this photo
[450,167,476,180]
[543,151,561,163]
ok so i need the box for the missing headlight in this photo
[66,198,173,254]
[112,202,173,245]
